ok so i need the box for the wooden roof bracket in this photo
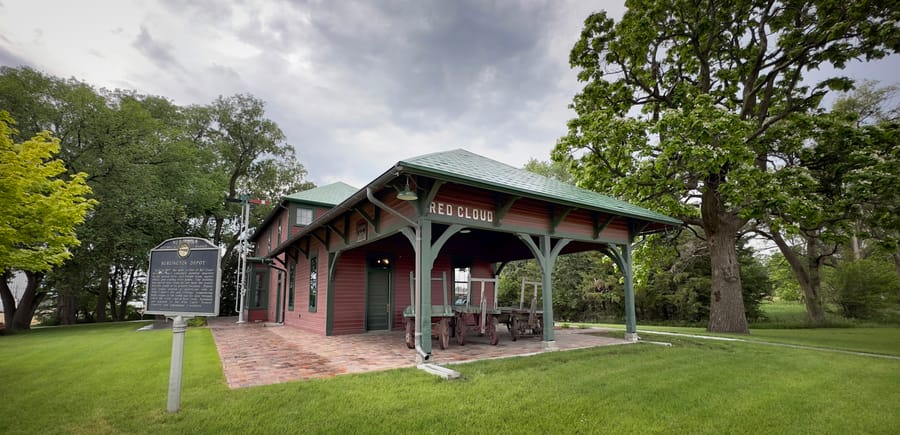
[421,180,444,214]
[311,228,329,250]
[593,214,615,240]
[367,187,417,228]
[493,195,520,227]
[354,206,380,235]
[549,205,574,234]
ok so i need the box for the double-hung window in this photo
[296,207,314,226]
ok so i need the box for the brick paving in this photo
[208,317,631,388]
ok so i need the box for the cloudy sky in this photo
[1,1,897,189]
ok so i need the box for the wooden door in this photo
[366,268,392,331]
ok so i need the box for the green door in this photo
[366,268,392,331]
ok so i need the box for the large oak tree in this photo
[555,0,898,332]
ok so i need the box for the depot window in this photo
[296,207,314,226]
[308,255,318,312]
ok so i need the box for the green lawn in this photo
[2,322,899,434]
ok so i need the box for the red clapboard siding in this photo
[555,209,594,238]
[331,249,366,335]
[282,241,327,334]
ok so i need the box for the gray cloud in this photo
[0,45,30,68]
[132,26,185,73]
[7,0,896,190]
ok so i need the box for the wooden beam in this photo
[298,237,310,259]
[629,220,649,241]
[343,214,351,244]
[493,195,520,227]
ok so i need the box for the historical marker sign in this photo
[146,237,221,317]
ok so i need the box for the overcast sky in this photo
[1,1,897,189]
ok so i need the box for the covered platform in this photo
[209,317,631,388]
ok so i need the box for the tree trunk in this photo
[58,290,77,325]
[117,268,137,321]
[769,231,826,325]
[1,271,15,328]
[849,235,861,261]
[893,251,900,302]
[701,184,749,333]
[9,272,46,331]
[213,215,225,246]
[96,272,109,322]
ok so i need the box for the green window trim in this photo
[288,262,296,311]
[309,254,318,312]
[251,271,268,309]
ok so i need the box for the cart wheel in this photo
[404,318,414,349]
[488,316,498,345]
[455,314,466,345]
[509,317,518,341]
[439,318,450,350]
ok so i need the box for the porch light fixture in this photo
[397,176,418,201]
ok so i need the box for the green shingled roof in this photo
[399,149,681,226]
[285,181,358,207]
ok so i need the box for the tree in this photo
[765,252,802,302]
[0,112,94,331]
[0,67,315,322]
[635,230,771,323]
[755,82,900,324]
[833,82,900,297]
[555,0,898,332]
[188,94,314,314]
[0,68,222,322]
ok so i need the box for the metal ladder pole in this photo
[236,197,250,323]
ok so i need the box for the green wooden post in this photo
[418,218,433,360]
[539,235,555,343]
[622,243,638,341]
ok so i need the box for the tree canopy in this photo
[0,66,314,328]
[0,112,94,274]
[0,111,95,330]
[555,0,898,332]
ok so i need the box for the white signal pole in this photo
[235,195,250,323]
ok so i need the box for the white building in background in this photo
[0,272,27,315]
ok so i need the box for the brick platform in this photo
[208,317,630,388]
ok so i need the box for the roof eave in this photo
[268,166,401,258]
[397,162,682,228]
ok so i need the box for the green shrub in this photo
[187,316,207,327]
[827,258,898,319]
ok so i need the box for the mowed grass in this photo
[2,322,900,434]
[587,301,900,356]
